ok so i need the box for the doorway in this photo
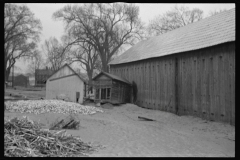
[76,92,80,102]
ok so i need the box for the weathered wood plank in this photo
[190,56,195,116]
[185,56,189,115]
[144,62,147,107]
[230,46,235,125]
[219,53,226,122]
[149,61,152,108]
[177,57,181,114]
[166,59,169,112]
[213,51,219,121]
[147,61,150,108]
[209,53,215,121]
[163,60,167,111]
[196,53,201,117]
[156,61,159,109]
[223,50,230,123]
[202,57,206,119]
[154,60,157,109]
[205,54,210,120]
[158,60,161,110]
[169,59,173,112]
[181,57,185,115]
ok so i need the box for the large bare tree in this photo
[4,3,42,82]
[67,41,101,85]
[42,36,76,71]
[53,3,144,72]
[26,51,45,77]
[147,5,203,37]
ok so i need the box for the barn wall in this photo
[111,80,131,103]
[46,75,84,104]
[110,42,235,125]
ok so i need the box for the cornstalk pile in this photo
[4,116,103,157]
[5,100,103,115]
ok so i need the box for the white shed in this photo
[46,64,86,104]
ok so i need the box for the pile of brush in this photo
[4,116,103,157]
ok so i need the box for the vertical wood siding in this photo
[110,42,235,125]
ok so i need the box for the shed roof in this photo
[92,71,131,85]
[109,8,235,65]
[48,64,86,83]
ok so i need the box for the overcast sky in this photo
[14,3,235,74]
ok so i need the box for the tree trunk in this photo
[99,50,109,73]
[86,67,93,86]
[101,57,109,73]
[5,67,11,82]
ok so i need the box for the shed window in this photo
[96,88,111,100]
[101,88,111,100]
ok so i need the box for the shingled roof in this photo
[109,8,235,65]
[93,71,131,84]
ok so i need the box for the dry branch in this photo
[4,116,104,157]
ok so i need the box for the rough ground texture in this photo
[5,87,46,100]
[5,103,235,157]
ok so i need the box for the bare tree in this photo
[26,52,44,77]
[67,42,101,85]
[208,9,227,16]
[147,5,203,37]
[53,3,144,72]
[42,37,76,71]
[4,3,42,82]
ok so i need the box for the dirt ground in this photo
[4,102,235,157]
[5,87,46,100]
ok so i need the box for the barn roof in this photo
[92,71,131,85]
[109,8,235,65]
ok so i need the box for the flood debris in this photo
[49,114,80,130]
[4,116,103,157]
[5,100,103,115]
[138,116,156,121]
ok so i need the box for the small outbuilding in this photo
[46,64,86,104]
[92,72,132,104]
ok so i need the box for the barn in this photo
[109,9,235,125]
[92,72,132,104]
[46,64,86,104]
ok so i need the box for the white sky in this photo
[14,3,235,74]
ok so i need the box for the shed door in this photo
[101,88,106,99]
[76,92,80,102]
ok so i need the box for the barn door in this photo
[76,92,80,102]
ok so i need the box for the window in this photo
[97,88,111,100]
